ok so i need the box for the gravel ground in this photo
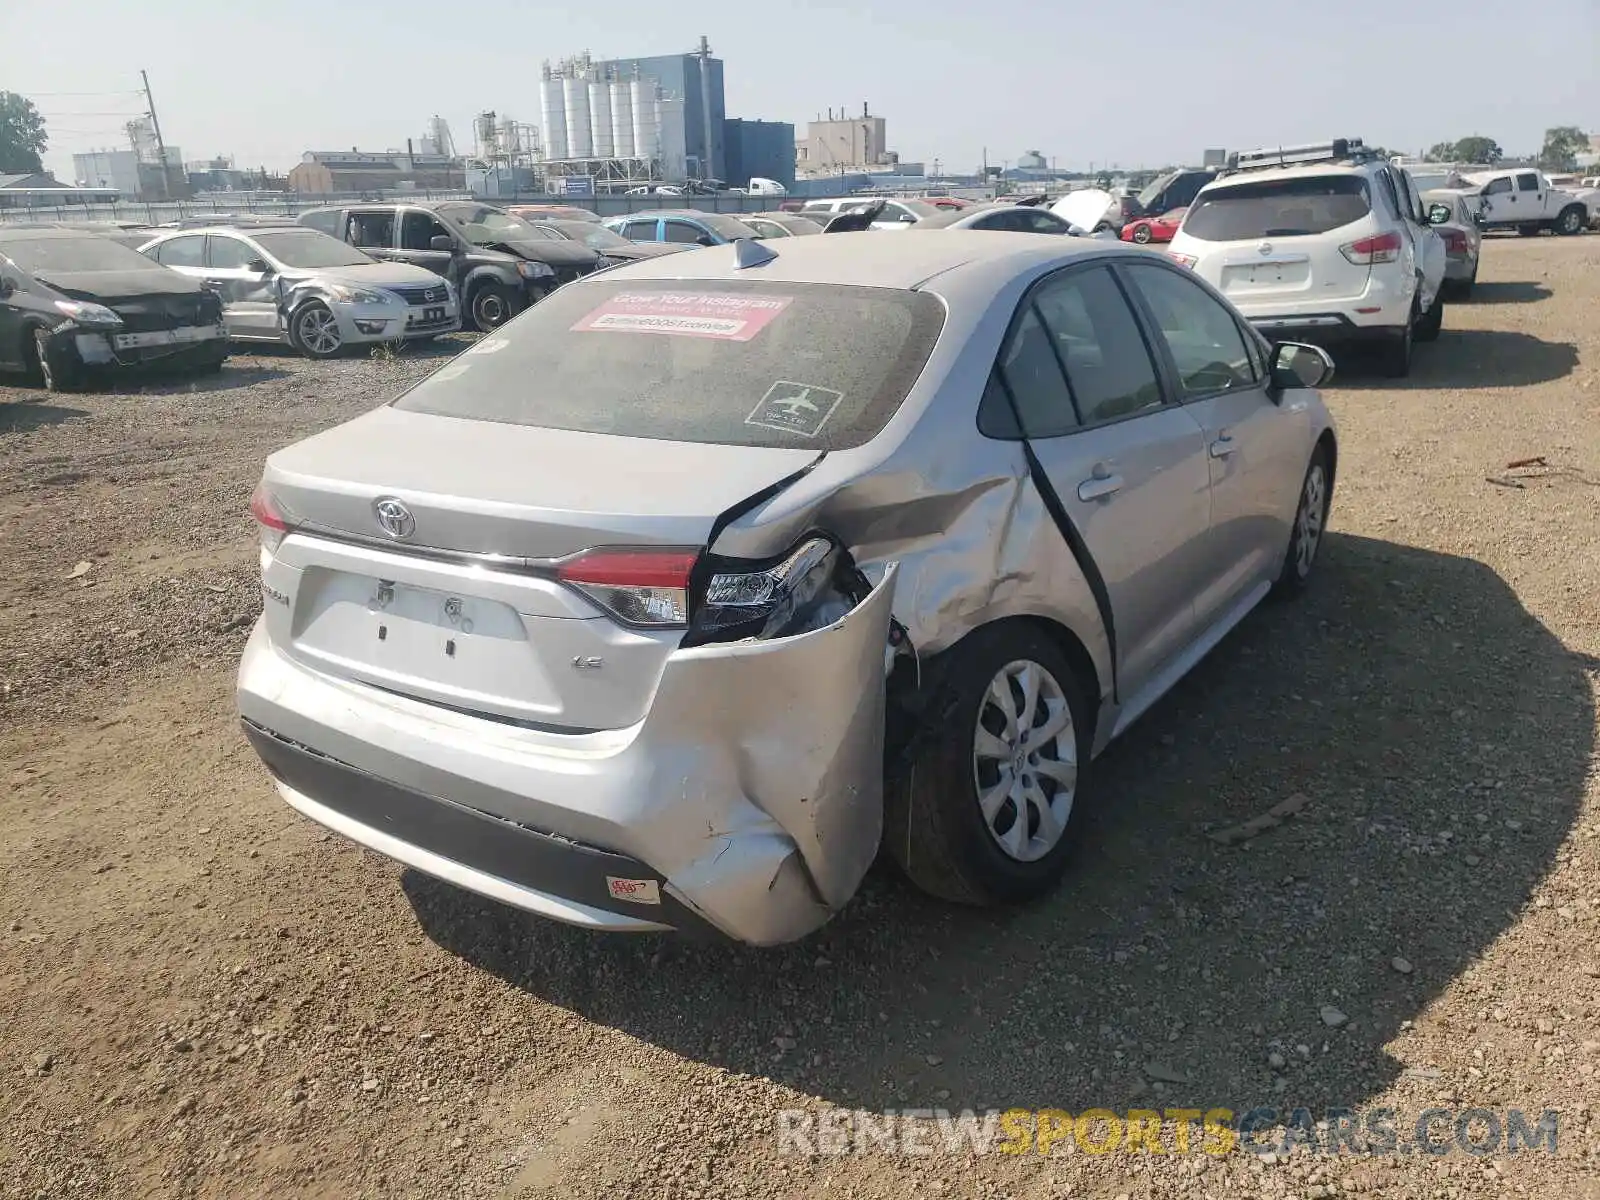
[1,239,1598,1200]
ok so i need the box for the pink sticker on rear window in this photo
[570,291,792,341]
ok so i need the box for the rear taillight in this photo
[1167,251,1198,268]
[250,482,291,554]
[1339,231,1402,265]
[557,548,699,627]
[686,537,850,645]
[1440,230,1468,254]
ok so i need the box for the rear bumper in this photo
[1245,313,1404,344]
[236,566,896,946]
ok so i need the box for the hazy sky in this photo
[4,0,1595,179]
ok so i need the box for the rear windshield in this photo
[393,278,945,450]
[1182,175,1372,241]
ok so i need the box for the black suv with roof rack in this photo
[297,200,603,331]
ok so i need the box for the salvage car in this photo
[735,213,825,238]
[915,205,1080,234]
[1423,191,1483,298]
[1120,208,1186,244]
[238,231,1338,945]
[601,210,761,246]
[298,201,602,331]
[140,225,459,358]
[504,204,603,224]
[0,225,227,391]
[521,219,692,263]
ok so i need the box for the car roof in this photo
[1205,161,1379,190]
[584,228,1120,291]
[0,225,94,243]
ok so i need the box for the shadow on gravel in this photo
[125,365,291,396]
[407,532,1590,1120]
[0,399,89,432]
[1467,281,1552,304]
[1333,329,1577,389]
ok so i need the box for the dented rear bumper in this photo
[236,566,896,946]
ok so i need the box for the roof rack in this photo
[1222,139,1378,174]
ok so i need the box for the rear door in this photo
[994,263,1212,700]
[344,208,398,261]
[1118,260,1299,625]
[1394,168,1445,308]
[1515,170,1546,217]
[204,233,281,339]
[1182,173,1378,309]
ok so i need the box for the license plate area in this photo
[1221,260,1311,291]
[421,306,445,323]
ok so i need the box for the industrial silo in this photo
[610,79,634,158]
[589,79,613,158]
[563,75,593,158]
[540,76,567,161]
[631,79,660,160]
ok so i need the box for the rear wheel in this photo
[1555,206,1585,236]
[32,329,82,393]
[1414,294,1444,343]
[885,624,1090,906]
[1131,223,1153,244]
[1378,306,1414,378]
[1516,223,1542,237]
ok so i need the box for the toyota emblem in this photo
[372,497,415,540]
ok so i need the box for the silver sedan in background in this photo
[1423,190,1485,298]
[238,232,1338,945]
[140,226,459,358]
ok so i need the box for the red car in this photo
[1120,208,1187,244]
[926,196,975,211]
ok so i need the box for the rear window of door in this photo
[393,279,945,451]
[206,235,257,269]
[1516,173,1540,192]
[1120,263,1256,397]
[1183,175,1372,241]
[347,211,394,249]
[1032,267,1165,424]
[153,234,205,267]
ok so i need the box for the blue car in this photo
[601,209,761,247]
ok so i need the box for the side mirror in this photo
[429,235,453,252]
[245,258,272,275]
[1269,342,1335,392]
[696,234,716,247]
[1426,204,1452,225]
[0,276,13,300]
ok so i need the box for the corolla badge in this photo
[372,497,415,540]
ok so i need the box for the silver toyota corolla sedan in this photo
[238,232,1338,945]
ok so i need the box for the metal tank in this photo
[610,80,634,158]
[563,75,593,159]
[631,79,660,160]
[540,77,567,161]
[589,80,613,159]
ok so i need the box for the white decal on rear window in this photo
[745,381,846,438]
[570,291,792,341]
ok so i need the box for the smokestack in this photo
[406,137,415,166]
[863,101,869,118]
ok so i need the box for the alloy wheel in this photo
[972,659,1078,863]
[1295,462,1327,578]
[474,291,507,328]
[296,307,342,356]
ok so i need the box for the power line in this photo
[21,89,144,97]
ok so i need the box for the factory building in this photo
[536,40,794,188]
[73,146,186,200]
[287,149,465,194]
[796,105,899,176]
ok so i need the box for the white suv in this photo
[1166,139,1447,377]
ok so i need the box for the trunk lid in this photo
[261,406,818,731]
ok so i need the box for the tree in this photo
[0,91,48,174]
[1453,136,1502,165]
[1539,126,1588,172]
[1425,142,1456,163]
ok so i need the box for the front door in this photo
[396,209,460,286]
[1478,175,1516,225]
[996,263,1212,701]
[204,233,281,339]
[1117,259,1297,626]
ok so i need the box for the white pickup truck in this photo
[1464,168,1591,236]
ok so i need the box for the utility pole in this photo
[692,36,716,182]
[141,69,177,201]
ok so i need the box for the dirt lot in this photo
[2,239,1599,1200]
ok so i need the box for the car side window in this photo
[1374,169,1402,220]
[972,212,1013,232]
[400,212,450,250]
[624,219,658,241]
[992,306,1079,437]
[1033,266,1165,425]
[1516,173,1540,193]
[663,221,702,244]
[1482,177,1511,196]
[347,211,394,248]
[1121,263,1256,396]
[155,235,205,267]
[299,209,340,237]
[206,236,257,270]
[1024,211,1068,234]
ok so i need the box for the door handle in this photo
[1209,434,1236,459]
[1077,474,1124,501]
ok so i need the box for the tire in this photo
[1273,443,1332,597]
[1414,294,1444,343]
[1445,263,1478,301]
[1131,223,1153,244]
[32,329,82,393]
[1555,206,1585,236]
[288,301,344,359]
[1516,223,1542,237]
[468,282,516,331]
[884,623,1091,907]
